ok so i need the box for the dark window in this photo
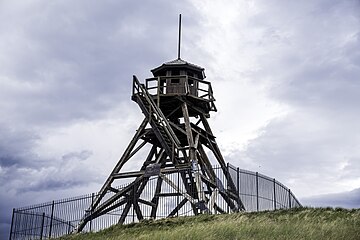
[171,79,180,84]
[188,79,194,86]
[172,69,180,76]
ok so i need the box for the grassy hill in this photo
[59,208,360,240]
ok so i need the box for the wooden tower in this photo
[75,16,244,233]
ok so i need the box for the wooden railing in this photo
[145,76,216,102]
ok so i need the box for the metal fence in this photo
[9,164,301,239]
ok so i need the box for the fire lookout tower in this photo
[75,15,245,232]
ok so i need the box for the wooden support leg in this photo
[150,177,163,219]
[89,118,148,214]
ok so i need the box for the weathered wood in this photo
[138,198,156,207]
[91,198,127,220]
[118,201,132,224]
[128,140,147,160]
[181,102,195,160]
[150,177,163,219]
[166,106,181,118]
[168,198,188,217]
[91,176,144,218]
[159,173,197,204]
[208,188,219,214]
[133,200,143,221]
[79,58,244,231]
[197,144,216,181]
[90,118,148,212]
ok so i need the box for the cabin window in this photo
[171,79,180,84]
[171,69,180,76]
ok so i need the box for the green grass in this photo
[59,208,360,240]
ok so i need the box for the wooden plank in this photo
[89,118,148,213]
[159,173,196,204]
[157,192,182,197]
[91,198,127,220]
[138,198,156,207]
[150,177,163,219]
[118,201,132,224]
[92,176,144,217]
[181,102,195,160]
[133,200,143,221]
[166,106,181,118]
[168,198,188,217]
[197,144,216,181]
[208,188,219,214]
[128,140,147,160]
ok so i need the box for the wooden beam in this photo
[89,118,148,214]
[118,201,132,224]
[181,102,195,160]
[91,198,127,220]
[150,177,163,219]
[159,173,196,204]
[112,166,191,179]
[128,140,147,160]
[168,198,188,217]
[208,188,219,214]
[197,144,216,181]
[166,105,181,119]
[138,198,156,208]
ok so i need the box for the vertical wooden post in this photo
[9,208,15,240]
[40,212,45,240]
[273,179,277,210]
[256,172,259,212]
[48,201,55,238]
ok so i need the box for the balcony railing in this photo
[145,76,215,102]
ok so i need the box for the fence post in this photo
[273,179,276,210]
[132,185,135,223]
[177,171,179,217]
[67,221,71,234]
[48,201,55,238]
[288,189,292,209]
[40,212,45,240]
[9,208,15,240]
[256,172,259,212]
[226,163,230,213]
[90,193,94,232]
[237,167,240,196]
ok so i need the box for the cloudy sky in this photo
[1,0,359,237]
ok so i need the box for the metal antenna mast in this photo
[177,14,182,59]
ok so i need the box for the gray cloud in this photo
[0,0,198,127]
[221,0,360,198]
[0,126,40,167]
[0,1,199,238]
[302,188,360,209]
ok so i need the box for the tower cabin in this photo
[142,58,217,119]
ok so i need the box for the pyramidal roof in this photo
[151,58,204,74]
